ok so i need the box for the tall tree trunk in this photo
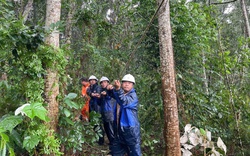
[157,0,181,156]
[240,0,250,37]
[44,0,61,132]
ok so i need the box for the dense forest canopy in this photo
[0,0,249,155]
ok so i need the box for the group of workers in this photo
[79,74,141,156]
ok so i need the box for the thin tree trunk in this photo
[202,51,209,95]
[240,0,250,37]
[218,23,245,156]
[44,0,61,132]
[1,73,7,81]
[62,0,75,95]
[65,0,76,45]
[157,0,181,155]
[22,0,33,22]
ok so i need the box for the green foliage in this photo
[0,116,23,133]
[171,1,250,155]
[0,4,67,154]
[22,103,49,121]
[23,135,40,152]
[171,1,217,71]
[0,115,23,156]
[58,93,103,154]
[0,108,61,155]
[14,103,62,155]
[0,0,249,155]
[22,122,62,155]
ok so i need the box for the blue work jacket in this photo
[87,84,101,113]
[112,88,141,147]
[113,88,139,127]
[99,88,116,122]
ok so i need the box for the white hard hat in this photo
[122,74,135,84]
[100,76,109,83]
[88,75,98,81]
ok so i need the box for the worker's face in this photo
[89,79,97,85]
[100,81,109,88]
[81,81,89,86]
[122,81,134,93]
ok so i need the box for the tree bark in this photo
[157,0,181,156]
[202,51,209,95]
[44,0,61,132]
[240,0,250,37]
[65,0,76,45]
[22,0,33,22]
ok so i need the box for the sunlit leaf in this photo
[184,124,192,132]
[206,130,211,141]
[180,134,188,144]
[14,103,30,116]
[217,137,227,154]
[65,93,77,100]
[189,132,200,146]
[8,147,15,156]
[64,108,71,117]
[1,133,9,142]
[181,148,192,156]
[1,143,6,156]
[182,144,194,150]
[211,148,221,156]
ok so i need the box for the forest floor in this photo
[81,136,112,156]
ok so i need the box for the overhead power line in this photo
[120,0,168,76]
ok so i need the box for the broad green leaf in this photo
[63,108,71,117]
[8,147,15,156]
[1,133,9,142]
[63,117,74,125]
[0,127,5,133]
[23,102,48,121]
[0,116,23,132]
[23,135,40,151]
[65,93,77,100]
[10,130,22,148]
[22,105,35,119]
[64,99,79,109]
